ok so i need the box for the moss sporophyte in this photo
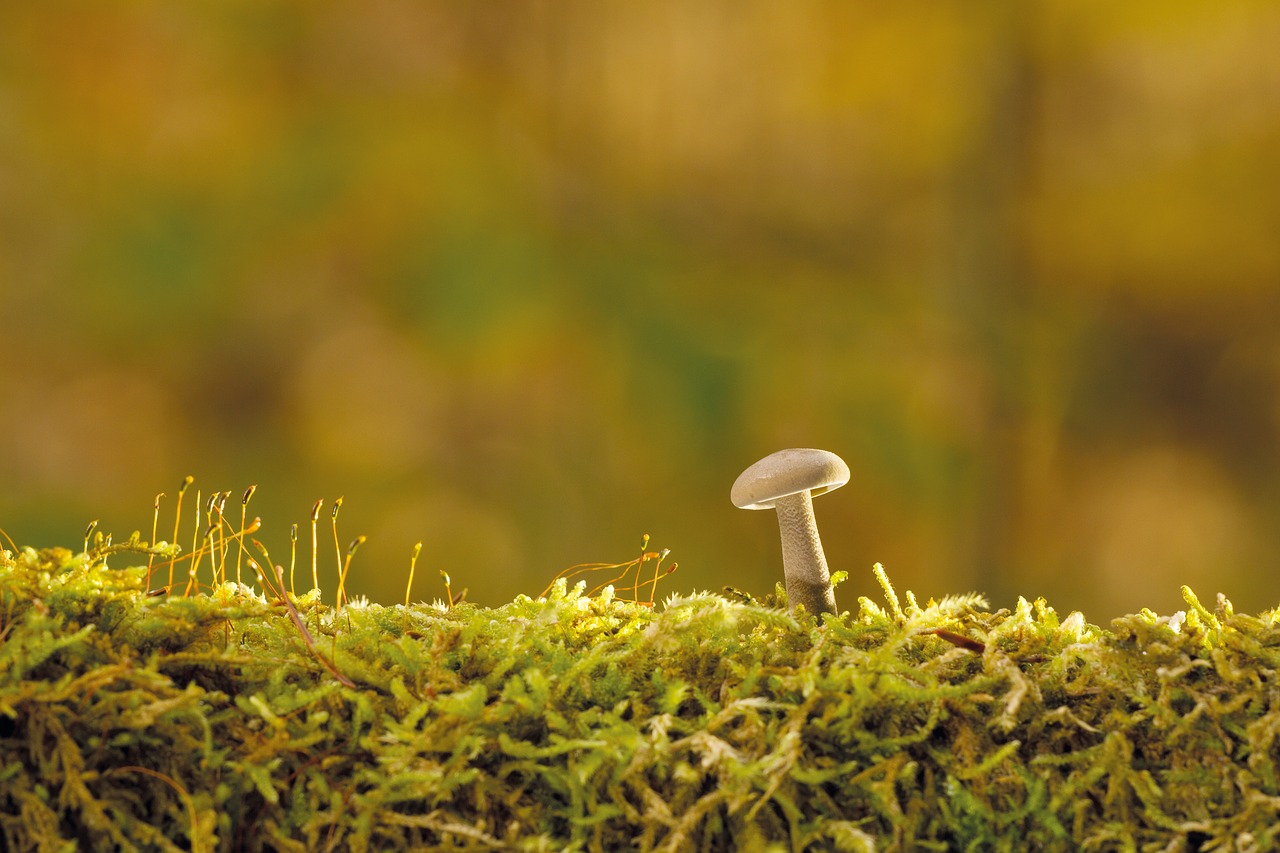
[3,476,1280,851]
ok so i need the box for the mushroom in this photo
[732,448,850,616]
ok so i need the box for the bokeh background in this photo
[2,2,1278,618]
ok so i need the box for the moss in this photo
[1,538,1279,852]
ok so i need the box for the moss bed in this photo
[2,539,1279,851]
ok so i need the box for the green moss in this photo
[1,540,1279,851]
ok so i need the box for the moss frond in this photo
[2,529,1278,850]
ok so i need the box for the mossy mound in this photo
[1,546,1278,851]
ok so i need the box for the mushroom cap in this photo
[731,448,850,510]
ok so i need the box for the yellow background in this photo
[2,2,1278,617]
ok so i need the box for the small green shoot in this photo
[330,497,344,600]
[167,474,194,590]
[236,485,256,589]
[83,519,98,558]
[873,562,903,622]
[1181,584,1221,635]
[403,541,423,632]
[335,535,365,615]
[147,492,164,589]
[309,498,323,592]
[440,570,454,608]
[288,523,298,595]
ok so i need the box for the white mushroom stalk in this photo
[732,448,850,616]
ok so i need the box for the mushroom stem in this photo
[773,490,837,616]
[732,447,849,616]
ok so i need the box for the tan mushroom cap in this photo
[731,448,850,510]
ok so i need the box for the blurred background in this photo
[2,2,1278,618]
